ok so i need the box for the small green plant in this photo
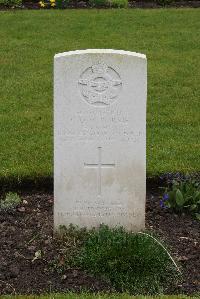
[161,178,200,220]
[72,225,180,294]
[50,224,89,273]
[89,0,109,7]
[0,0,22,7]
[155,0,173,6]
[109,0,128,8]
[0,192,21,212]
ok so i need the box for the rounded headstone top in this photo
[54,49,146,60]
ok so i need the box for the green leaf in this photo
[190,204,197,211]
[195,213,200,221]
[194,191,200,200]
[175,189,184,207]
[165,202,171,208]
[168,190,175,200]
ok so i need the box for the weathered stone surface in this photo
[54,49,147,231]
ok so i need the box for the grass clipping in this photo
[55,225,181,295]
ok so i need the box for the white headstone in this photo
[54,49,147,231]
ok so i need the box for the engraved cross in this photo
[84,147,115,196]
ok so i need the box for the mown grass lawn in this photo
[0,9,199,182]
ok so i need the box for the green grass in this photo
[69,225,180,294]
[0,9,200,181]
[0,294,199,299]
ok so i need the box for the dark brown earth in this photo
[0,0,200,9]
[0,190,199,295]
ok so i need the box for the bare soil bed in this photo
[0,189,199,295]
[1,1,200,9]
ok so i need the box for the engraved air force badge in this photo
[78,62,122,107]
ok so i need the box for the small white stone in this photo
[54,49,147,231]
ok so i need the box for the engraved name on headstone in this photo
[54,49,147,231]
